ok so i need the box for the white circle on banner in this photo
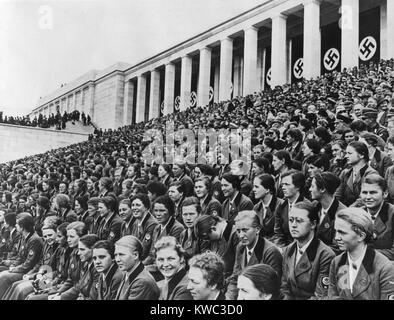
[324,48,340,71]
[359,36,377,61]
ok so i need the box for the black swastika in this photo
[294,59,303,77]
[360,38,376,60]
[325,50,339,69]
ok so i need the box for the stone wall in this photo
[0,124,88,164]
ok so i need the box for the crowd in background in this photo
[0,59,394,300]
[0,110,91,130]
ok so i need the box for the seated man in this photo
[114,235,160,300]
[92,240,123,300]
[226,211,283,300]
[0,212,21,269]
[0,213,44,299]
[281,201,335,300]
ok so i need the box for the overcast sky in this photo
[0,0,265,116]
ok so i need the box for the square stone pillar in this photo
[136,75,146,123]
[198,47,212,107]
[341,0,359,70]
[388,0,394,60]
[219,37,233,101]
[164,63,175,115]
[123,80,135,125]
[243,26,258,95]
[271,14,288,87]
[303,0,321,79]
[149,70,160,119]
[180,55,192,111]
[88,84,95,121]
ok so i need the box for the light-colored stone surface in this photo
[0,124,89,164]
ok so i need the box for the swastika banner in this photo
[359,7,380,66]
[291,35,303,84]
[321,22,341,73]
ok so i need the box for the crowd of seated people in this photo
[0,110,91,130]
[0,59,394,300]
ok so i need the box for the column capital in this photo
[165,62,175,67]
[271,13,288,21]
[199,46,212,53]
[303,0,322,6]
[220,37,233,43]
[244,25,258,32]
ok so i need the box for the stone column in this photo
[73,93,77,113]
[219,37,233,101]
[198,47,211,107]
[136,75,146,123]
[123,80,135,125]
[303,0,321,79]
[180,55,192,111]
[88,84,95,121]
[243,26,258,95]
[164,63,175,115]
[149,70,160,119]
[214,64,220,103]
[271,14,287,87]
[261,48,267,90]
[388,0,394,60]
[341,0,359,70]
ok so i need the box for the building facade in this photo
[30,0,394,129]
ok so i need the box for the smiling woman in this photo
[154,236,192,300]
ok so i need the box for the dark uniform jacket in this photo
[335,165,378,207]
[158,267,193,300]
[143,217,184,266]
[281,237,335,300]
[61,261,99,300]
[96,263,123,300]
[28,242,59,275]
[175,173,194,197]
[200,194,222,217]
[1,228,21,261]
[114,262,160,300]
[179,229,209,261]
[58,248,81,293]
[273,195,309,248]
[329,246,394,300]
[369,149,392,177]
[226,236,283,300]
[90,215,102,235]
[97,212,122,242]
[367,202,394,261]
[51,246,71,284]
[130,213,158,261]
[207,222,239,278]
[120,216,135,237]
[222,192,254,224]
[11,232,44,274]
[315,198,347,253]
[253,196,283,240]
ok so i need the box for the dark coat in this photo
[329,246,394,300]
[369,149,392,177]
[97,212,122,242]
[273,195,309,248]
[158,267,193,300]
[143,217,184,266]
[222,192,254,224]
[226,236,283,300]
[315,198,347,253]
[11,232,44,274]
[58,248,81,294]
[367,202,394,261]
[179,229,209,261]
[114,262,160,300]
[96,263,123,300]
[61,261,99,300]
[200,194,222,217]
[130,212,158,260]
[281,237,335,300]
[335,165,378,207]
[253,196,283,240]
